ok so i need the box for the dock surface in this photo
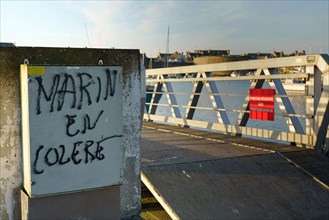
[141,121,329,219]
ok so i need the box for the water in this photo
[147,80,306,144]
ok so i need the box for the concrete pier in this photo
[141,121,329,219]
[0,46,142,219]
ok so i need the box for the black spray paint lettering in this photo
[104,69,117,100]
[32,135,123,174]
[57,74,76,112]
[35,69,117,115]
[33,145,44,174]
[82,110,104,134]
[59,145,70,165]
[35,75,60,115]
[66,110,104,137]
[77,73,92,110]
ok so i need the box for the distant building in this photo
[245,52,274,59]
[272,51,285,57]
[141,52,192,69]
[157,51,186,63]
[141,49,307,69]
[0,42,16,47]
[186,49,230,61]
[194,49,230,56]
[289,50,306,56]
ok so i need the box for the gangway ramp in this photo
[141,121,329,219]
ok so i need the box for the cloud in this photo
[66,1,175,50]
[2,0,326,54]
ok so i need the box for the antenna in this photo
[309,44,312,54]
[84,22,91,47]
[98,32,101,48]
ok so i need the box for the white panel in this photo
[21,65,123,197]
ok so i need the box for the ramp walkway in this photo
[141,121,329,219]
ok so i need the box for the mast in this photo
[165,26,170,68]
[84,22,91,47]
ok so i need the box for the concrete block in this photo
[18,186,120,220]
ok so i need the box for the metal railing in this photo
[143,55,329,154]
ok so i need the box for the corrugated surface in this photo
[140,186,171,220]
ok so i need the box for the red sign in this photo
[249,88,275,121]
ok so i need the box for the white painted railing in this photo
[144,55,329,154]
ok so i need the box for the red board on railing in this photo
[249,88,275,121]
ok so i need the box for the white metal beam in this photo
[144,114,313,146]
[162,75,182,119]
[146,55,320,76]
[202,72,230,125]
[185,73,203,120]
[148,75,164,115]
[237,68,264,128]
[146,73,309,83]
[263,68,304,135]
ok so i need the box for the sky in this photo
[0,0,328,56]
